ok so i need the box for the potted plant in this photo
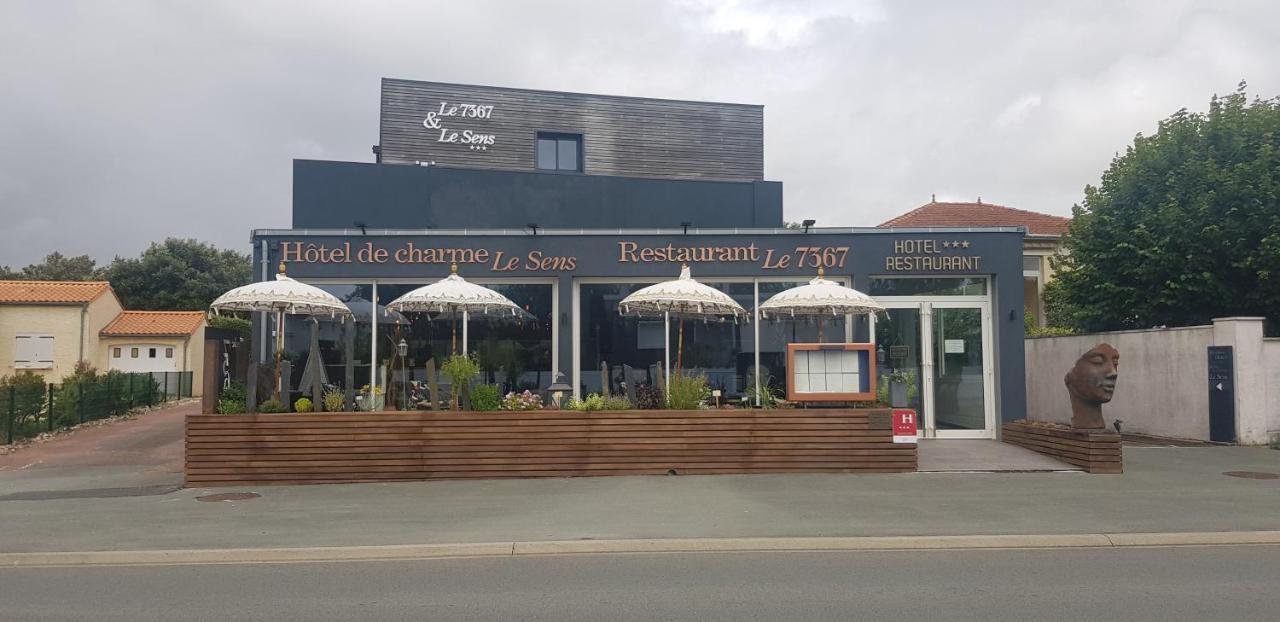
[356,384,385,411]
[879,369,918,408]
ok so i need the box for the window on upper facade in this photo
[536,132,582,172]
[149,348,157,358]
[113,347,122,358]
[131,348,139,358]
[165,347,174,359]
[14,334,54,369]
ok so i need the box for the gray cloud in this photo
[1,0,1276,266]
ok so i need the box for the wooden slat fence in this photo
[1001,421,1123,474]
[186,409,916,487]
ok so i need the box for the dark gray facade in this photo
[293,160,783,230]
[379,79,764,181]
[251,227,1028,424]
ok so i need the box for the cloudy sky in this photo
[1,0,1277,267]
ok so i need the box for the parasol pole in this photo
[272,261,287,402]
[663,310,671,396]
[815,267,825,343]
[274,306,285,401]
[676,304,686,373]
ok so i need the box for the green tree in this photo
[105,238,252,310]
[1053,84,1280,333]
[0,252,103,281]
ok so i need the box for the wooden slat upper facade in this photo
[379,79,765,181]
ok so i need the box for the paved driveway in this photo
[0,401,193,497]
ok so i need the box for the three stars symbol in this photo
[943,240,971,249]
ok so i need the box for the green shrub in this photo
[257,398,286,413]
[440,354,480,410]
[322,387,345,412]
[567,393,607,411]
[601,396,632,410]
[293,397,314,413]
[666,373,708,410]
[1,372,48,439]
[213,382,246,414]
[744,376,781,409]
[1025,311,1076,338]
[207,314,252,336]
[470,384,501,411]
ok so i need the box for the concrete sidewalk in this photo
[1,442,1277,554]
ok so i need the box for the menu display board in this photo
[786,343,877,402]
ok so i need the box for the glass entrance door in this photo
[930,304,993,437]
[874,301,994,438]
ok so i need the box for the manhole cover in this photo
[196,492,261,502]
[1222,471,1280,480]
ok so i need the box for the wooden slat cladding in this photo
[185,410,916,487]
[1001,422,1123,474]
[379,79,764,181]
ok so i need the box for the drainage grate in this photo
[1222,471,1280,480]
[196,492,261,502]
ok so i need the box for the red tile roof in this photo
[878,201,1070,236]
[0,280,113,304]
[101,311,206,337]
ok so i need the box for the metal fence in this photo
[1,371,193,445]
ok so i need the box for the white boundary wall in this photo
[1025,317,1275,445]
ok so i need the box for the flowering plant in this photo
[407,380,430,405]
[501,389,543,411]
[359,384,384,396]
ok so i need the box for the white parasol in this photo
[618,264,749,376]
[757,267,885,340]
[209,262,352,401]
[385,263,527,353]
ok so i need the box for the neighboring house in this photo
[101,311,206,382]
[0,280,205,395]
[878,199,1070,327]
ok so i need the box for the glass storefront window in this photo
[468,284,554,394]
[282,283,372,408]
[579,283,664,396]
[757,281,848,398]
[867,277,987,296]
[670,282,752,399]
[373,283,553,408]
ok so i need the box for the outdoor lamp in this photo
[802,219,816,233]
[545,372,572,409]
[397,338,408,357]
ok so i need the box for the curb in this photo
[4,532,1280,568]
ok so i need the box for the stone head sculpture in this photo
[1064,343,1119,430]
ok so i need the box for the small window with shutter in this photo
[14,334,55,369]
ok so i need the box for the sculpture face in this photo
[1065,344,1119,404]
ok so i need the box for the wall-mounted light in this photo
[802,219,816,233]
[353,221,368,235]
[397,338,408,357]
[680,221,692,234]
[527,223,540,235]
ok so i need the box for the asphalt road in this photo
[4,545,1279,621]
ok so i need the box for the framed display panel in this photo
[786,343,877,402]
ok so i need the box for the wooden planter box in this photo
[185,409,917,487]
[1001,421,1123,474]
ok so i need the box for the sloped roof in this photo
[878,201,1070,236]
[101,311,206,337]
[0,280,113,304]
